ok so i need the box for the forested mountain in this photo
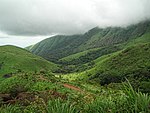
[27,20,150,63]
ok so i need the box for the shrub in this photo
[139,81,150,93]
[9,84,27,97]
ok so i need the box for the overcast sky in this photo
[0,0,150,47]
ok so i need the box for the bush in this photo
[99,74,122,85]
[9,84,27,97]
[139,81,150,93]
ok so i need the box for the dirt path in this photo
[38,75,83,92]
[63,83,82,92]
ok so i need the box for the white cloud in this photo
[0,35,51,47]
[0,0,150,47]
[0,0,149,36]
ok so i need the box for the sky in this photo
[0,0,150,47]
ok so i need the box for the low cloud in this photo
[0,0,150,36]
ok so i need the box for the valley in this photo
[0,20,150,113]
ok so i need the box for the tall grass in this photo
[123,79,150,113]
[47,99,79,113]
[0,105,21,113]
[84,80,150,113]
[0,79,149,113]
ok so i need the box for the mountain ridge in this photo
[26,20,150,63]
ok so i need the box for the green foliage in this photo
[0,105,21,113]
[1,20,150,113]
[47,99,79,113]
[0,45,58,76]
[27,35,83,62]
[59,45,121,72]
[88,43,150,87]
[85,97,116,113]
[123,80,150,113]
[27,20,150,63]
[26,21,150,78]
[139,81,150,93]
[0,71,150,113]
[60,48,99,62]
[30,81,58,92]
[57,44,121,74]
[84,80,150,113]
[0,74,31,93]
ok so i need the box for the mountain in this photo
[1,22,150,112]
[26,20,150,74]
[87,43,150,85]
[27,20,150,63]
[62,42,150,93]
[0,45,58,76]
[26,35,82,62]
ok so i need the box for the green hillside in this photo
[27,35,83,62]
[76,43,149,92]
[59,48,100,63]
[77,20,150,51]
[0,45,58,76]
[62,43,150,92]
[27,21,150,63]
[124,33,150,47]
[1,21,150,113]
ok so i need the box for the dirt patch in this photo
[50,90,67,99]
[0,92,36,106]
[0,93,12,102]
[63,83,82,92]
[0,90,67,106]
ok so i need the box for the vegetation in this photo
[0,45,58,76]
[27,20,150,63]
[0,73,150,113]
[87,43,150,86]
[1,20,150,112]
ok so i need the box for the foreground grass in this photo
[1,83,150,113]
[0,72,150,113]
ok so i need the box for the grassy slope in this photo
[59,48,100,62]
[0,45,150,112]
[85,43,150,83]
[77,21,150,52]
[27,20,150,63]
[60,32,150,61]
[92,32,150,67]
[0,45,58,76]
[125,33,150,47]
[27,35,83,61]
[1,23,150,112]
[1,71,149,113]
[63,42,150,82]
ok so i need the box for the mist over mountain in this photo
[27,20,150,62]
[0,0,150,37]
[0,1,150,112]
